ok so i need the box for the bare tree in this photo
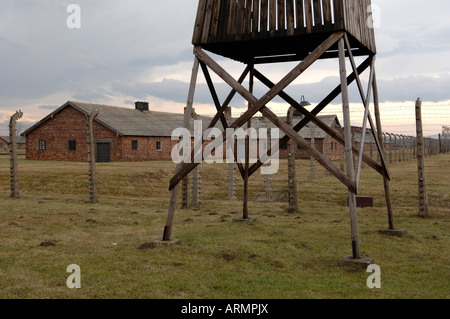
[443,125,450,139]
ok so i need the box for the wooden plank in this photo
[200,0,215,43]
[234,0,245,41]
[372,68,396,229]
[286,0,295,35]
[269,0,277,36]
[170,33,344,190]
[333,0,343,29]
[225,0,237,41]
[322,0,332,30]
[304,0,313,33]
[217,0,230,42]
[251,0,261,36]
[338,37,360,259]
[295,0,305,31]
[260,0,269,34]
[248,56,372,177]
[260,105,356,192]
[163,57,200,241]
[252,66,383,176]
[243,0,253,38]
[209,0,222,42]
[277,0,286,32]
[313,0,322,31]
[192,0,208,44]
[344,35,390,180]
[354,61,374,189]
[199,61,246,178]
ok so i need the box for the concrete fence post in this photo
[10,110,23,199]
[87,109,99,203]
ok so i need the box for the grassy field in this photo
[0,154,448,299]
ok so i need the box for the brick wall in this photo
[26,106,119,162]
[121,136,179,161]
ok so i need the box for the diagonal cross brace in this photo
[344,34,390,181]
[169,31,347,191]
[247,57,379,177]
[251,67,384,178]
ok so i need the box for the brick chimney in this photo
[135,101,149,112]
[225,107,232,116]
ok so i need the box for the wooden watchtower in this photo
[159,0,397,261]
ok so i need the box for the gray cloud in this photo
[0,0,449,135]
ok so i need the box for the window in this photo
[38,140,46,151]
[132,140,138,151]
[156,140,162,151]
[68,140,76,151]
[280,143,288,150]
[297,144,303,150]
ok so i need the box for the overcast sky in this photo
[1,0,449,136]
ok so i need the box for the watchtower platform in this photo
[193,0,376,63]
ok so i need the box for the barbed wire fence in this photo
[192,102,449,205]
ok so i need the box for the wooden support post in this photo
[242,61,254,220]
[9,111,23,199]
[287,106,298,213]
[373,71,400,233]
[87,109,99,203]
[338,37,360,259]
[415,98,429,218]
[162,57,199,241]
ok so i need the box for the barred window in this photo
[38,140,46,151]
[132,140,138,151]
[156,140,162,151]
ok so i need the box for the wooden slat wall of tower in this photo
[192,0,376,56]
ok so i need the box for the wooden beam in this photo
[247,56,375,177]
[339,37,360,259]
[252,67,383,176]
[169,33,344,190]
[259,105,357,193]
[373,68,395,229]
[344,34,390,181]
[199,61,246,178]
[180,63,250,180]
[163,57,199,241]
[354,58,375,188]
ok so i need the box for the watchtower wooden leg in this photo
[162,57,199,241]
[373,70,394,229]
[242,62,254,220]
[338,37,360,259]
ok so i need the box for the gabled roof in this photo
[22,101,231,137]
[0,136,26,144]
[22,101,340,139]
[251,114,341,139]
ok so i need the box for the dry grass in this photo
[0,154,449,299]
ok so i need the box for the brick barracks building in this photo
[22,101,343,162]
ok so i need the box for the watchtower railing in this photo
[193,0,375,54]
